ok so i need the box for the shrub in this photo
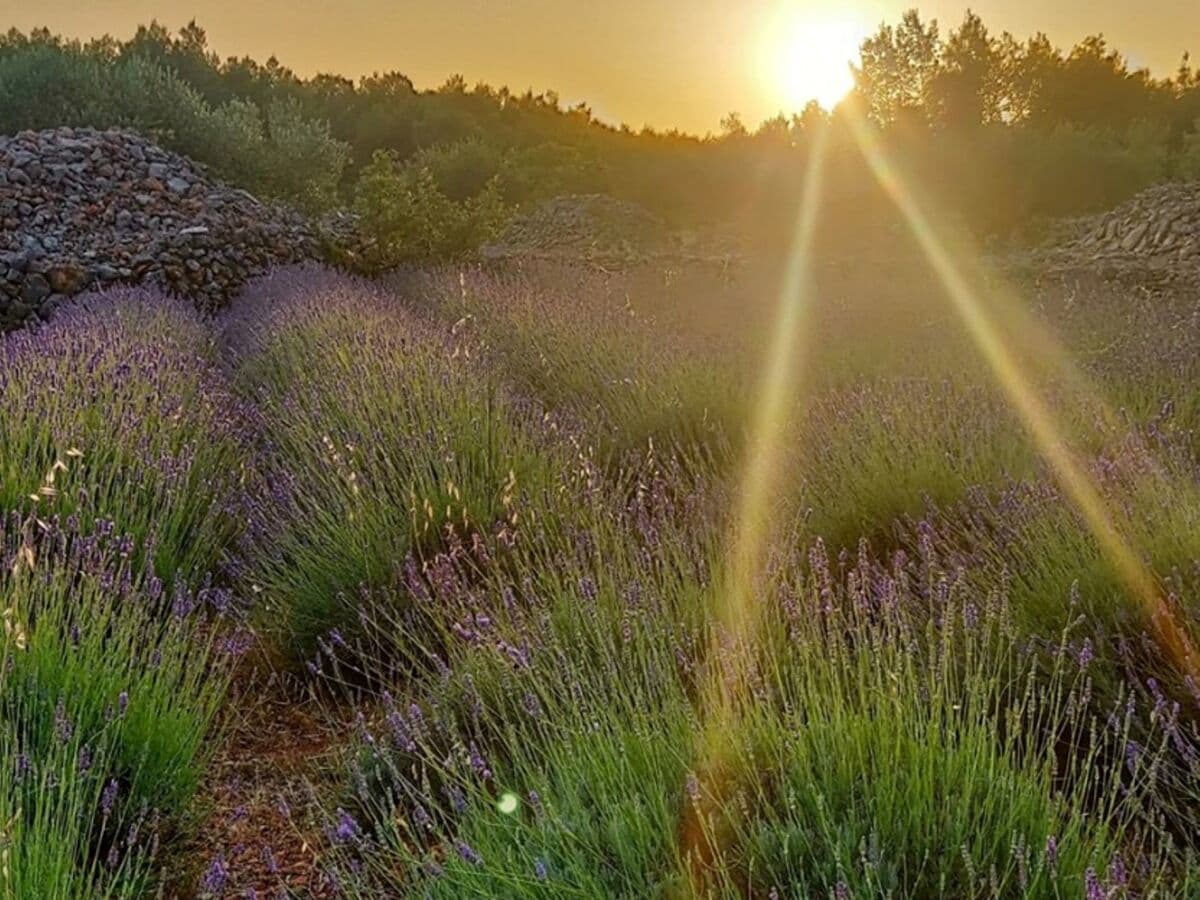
[0,41,107,131]
[262,98,350,213]
[1012,121,1171,218]
[320,491,1148,897]
[1174,119,1200,180]
[228,267,560,666]
[792,377,1040,552]
[414,265,745,464]
[408,138,506,202]
[0,292,247,583]
[353,152,510,266]
[0,500,237,896]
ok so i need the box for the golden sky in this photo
[2,0,1195,133]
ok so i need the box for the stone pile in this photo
[1,127,327,328]
[483,194,672,262]
[1042,182,1200,284]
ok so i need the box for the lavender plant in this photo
[0,292,248,583]
[318,493,1158,897]
[790,376,1040,552]
[0,512,237,897]
[227,266,567,666]
[405,264,746,464]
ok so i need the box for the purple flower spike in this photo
[455,840,483,866]
[329,808,361,846]
[201,855,228,895]
[101,779,119,817]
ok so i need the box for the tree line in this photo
[2,12,1199,258]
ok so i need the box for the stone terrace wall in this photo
[1,127,326,329]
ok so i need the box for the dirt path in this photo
[169,660,345,899]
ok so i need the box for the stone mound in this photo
[1,127,326,328]
[1040,182,1200,284]
[483,194,672,261]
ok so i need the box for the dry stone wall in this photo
[1,127,329,329]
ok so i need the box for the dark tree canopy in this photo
[2,12,1199,248]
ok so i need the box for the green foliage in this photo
[0,295,238,897]
[0,40,108,130]
[0,300,244,583]
[0,532,231,898]
[262,98,349,212]
[1175,119,1200,179]
[5,16,1200,237]
[1012,121,1172,217]
[326,461,1145,897]
[409,138,505,202]
[793,378,1040,552]
[231,272,560,665]
[353,151,510,265]
[416,266,744,464]
[0,33,348,214]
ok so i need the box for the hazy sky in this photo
[3,0,1196,133]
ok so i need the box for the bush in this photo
[0,515,236,897]
[353,151,510,265]
[0,293,247,583]
[1175,119,1200,180]
[408,138,506,202]
[262,98,350,213]
[228,267,559,666]
[0,291,242,897]
[0,41,107,131]
[1013,121,1171,217]
[0,39,348,214]
[320,487,1147,897]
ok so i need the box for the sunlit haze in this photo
[3,0,1195,133]
[759,12,867,111]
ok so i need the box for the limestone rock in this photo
[0,126,336,328]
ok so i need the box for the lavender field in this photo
[3,259,1200,899]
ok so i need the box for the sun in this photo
[762,13,865,112]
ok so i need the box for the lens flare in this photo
[679,124,831,885]
[843,106,1199,678]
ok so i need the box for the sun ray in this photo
[843,106,1200,678]
[678,123,831,886]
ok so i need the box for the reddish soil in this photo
[171,660,346,899]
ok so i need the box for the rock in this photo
[1,249,31,272]
[20,273,51,304]
[46,264,90,295]
[1121,223,1149,251]
[1034,181,1200,288]
[0,126,349,329]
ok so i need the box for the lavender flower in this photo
[101,779,119,817]
[54,699,73,743]
[329,808,361,846]
[455,840,483,866]
[201,855,229,895]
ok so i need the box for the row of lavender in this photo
[0,295,252,895]
[229,266,1200,895]
[5,262,1200,896]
